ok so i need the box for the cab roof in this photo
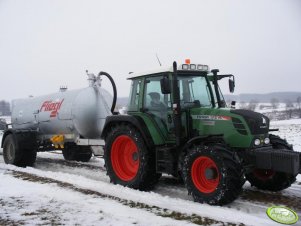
[127,63,210,80]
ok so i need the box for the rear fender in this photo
[101,115,154,149]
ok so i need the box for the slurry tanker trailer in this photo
[2,60,300,205]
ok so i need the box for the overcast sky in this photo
[0,0,300,101]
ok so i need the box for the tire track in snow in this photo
[7,169,244,226]
[35,156,105,171]
[240,189,301,212]
[35,155,301,213]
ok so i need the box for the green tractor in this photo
[101,61,301,205]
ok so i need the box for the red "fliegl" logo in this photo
[40,99,64,117]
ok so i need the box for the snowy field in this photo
[0,118,301,225]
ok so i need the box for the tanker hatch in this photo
[59,86,68,92]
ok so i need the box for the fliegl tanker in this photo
[4,71,116,162]
[2,61,301,206]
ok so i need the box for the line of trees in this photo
[237,97,301,120]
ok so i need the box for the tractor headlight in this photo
[254,139,261,146]
[203,65,209,71]
[182,64,189,70]
[190,64,196,70]
[264,138,270,144]
[197,64,204,70]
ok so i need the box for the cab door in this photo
[143,75,173,141]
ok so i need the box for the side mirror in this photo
[231,101,236,109]
[229,78,235,93]
[160,76,171,94]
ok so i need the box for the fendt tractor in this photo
[2,60,300,205]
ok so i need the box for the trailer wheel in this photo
[22,149,37,166]
[246,135,296,191]
[62,144,77,161]
[3,134,22,166]
[182,144,244,205]
[104,123,159,190]
[63,144,92,162]
[75,147,92,162]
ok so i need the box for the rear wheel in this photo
[104,124,160,190]
[183,144,244,205]
[246,135,296,191]
[3,134,36,167]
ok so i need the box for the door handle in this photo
[167,114,172,123]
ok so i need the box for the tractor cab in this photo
[126,60,235,146]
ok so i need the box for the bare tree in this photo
[239,101,247,109]
[285,99,294,119]
[247,99,259,111]
[0,100,11,116]
[270,98,279,109]
[297,96,301,118]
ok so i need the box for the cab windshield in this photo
[178,75,214,108]
[208,76,226,108]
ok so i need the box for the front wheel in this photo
[182,144,244,205]
[246,170,296,191]
[246,134,296,191]
[104,124,160,191]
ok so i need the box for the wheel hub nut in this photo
[132,152,138,161]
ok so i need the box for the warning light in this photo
[185,59,191,64]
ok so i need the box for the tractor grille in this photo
[231,109,269,135]
[232,117,248,135]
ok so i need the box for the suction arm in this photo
[98,71,117,114]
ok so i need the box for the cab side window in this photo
[144,76,169,109]
[128,79,141,111]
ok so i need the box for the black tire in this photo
[62,143,77,161]
[22,149,37,166]
[74,146,92,162]
[3,134,23,166]
[62,143,92,162]
[246,134,296,191]
[104,123,160,191]
[182,144,244,205]
[3,134,36,167]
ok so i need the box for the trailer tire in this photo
[3,134,23,166]
[22,149,37,166]
[62,144,77,161]
[104,123,160,191]
[183,144,244,205]
[75,147,92,162]
[246,135,296,191]
[63,144,92,162]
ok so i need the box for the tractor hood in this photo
[230,109,270,135]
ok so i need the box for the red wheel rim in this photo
[253,169,275,181]
[191,156,220,193]
[111,135,139,181]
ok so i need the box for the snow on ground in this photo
[270,118,301,152]
[254,103,288,114]
[0,118,301,225]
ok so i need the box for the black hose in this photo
[98,71,117,114]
